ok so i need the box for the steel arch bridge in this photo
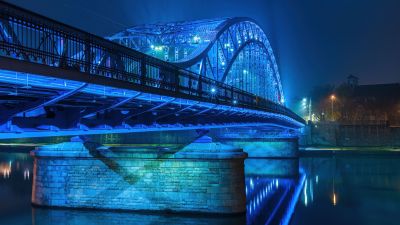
[0,2,303,139]
[107,18,284,105]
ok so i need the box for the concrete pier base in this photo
[220,137,299,177]
[31,136,247,214]
[245,158,299,177]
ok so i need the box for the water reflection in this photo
[0,153,31,180]
[0,151,304,225]
[0,161,11,178]
[245,174,305,225]
[291,155,400,225]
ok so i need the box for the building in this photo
[341,76,400,126]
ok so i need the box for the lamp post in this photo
[330,94,336,121]
[302,98,307,120]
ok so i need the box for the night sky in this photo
[5,0,400,103]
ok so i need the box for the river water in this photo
[0,149,399,225]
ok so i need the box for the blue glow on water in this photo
[245,174,305,225]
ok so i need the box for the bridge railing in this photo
[0,2,303,123]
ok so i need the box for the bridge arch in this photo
[107,17,284,104]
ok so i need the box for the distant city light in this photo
[233,100,238,104]
[330,94,336,100]
[211,87,216,93]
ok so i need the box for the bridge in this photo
[0,2,305,215]
[0,2,303,139]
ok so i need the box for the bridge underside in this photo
[0,60,302,140]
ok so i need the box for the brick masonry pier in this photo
[30,136,247,214]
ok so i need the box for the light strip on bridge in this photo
[0,122,294,140]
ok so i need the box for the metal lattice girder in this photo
[0,2,304,134]
[107,17,285,104]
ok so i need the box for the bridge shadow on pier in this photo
[81,141,181,209]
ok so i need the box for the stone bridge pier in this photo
[30,136,247,214]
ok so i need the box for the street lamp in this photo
[330,95,336,120]
[301,97,312,121]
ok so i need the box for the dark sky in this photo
[5,0,400,102]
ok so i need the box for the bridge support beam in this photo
[30,136,247,214]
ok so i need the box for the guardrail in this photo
[0,1,304,123]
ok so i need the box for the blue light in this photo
[211,87,216,93]
[193,35,201,43]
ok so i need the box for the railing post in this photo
[198,76,202,97]
[188,76,192,95]
[84,38,91,73]
[175,70,180,93]
[140,58,146,85]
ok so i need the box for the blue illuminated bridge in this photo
[0,2,304,139]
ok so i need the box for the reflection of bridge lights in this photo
[1,162,11,179]
[333,193,337,206]
[303,180,308,206]
[243,69,248,75]
[24,168,30,180]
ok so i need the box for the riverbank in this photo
[300,146,400,157]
